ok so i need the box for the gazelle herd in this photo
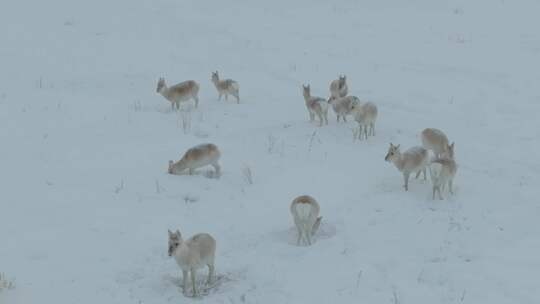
[157,73,458,297]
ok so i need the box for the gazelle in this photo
[290,195,322,246]
[168,229,216,297]
[302,84,329,126]
[156,77,200,110]
[211,71,240,103]
[328,95,360,122]
[421,128,450,158]
[168,144,221,176]
[351,101,378,140]
[329,75,348,99]
[384,143,430,191]
[429,143,457,200]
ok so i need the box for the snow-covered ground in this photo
[1,0,540,303]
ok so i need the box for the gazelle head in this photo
[339,75,347,87]
[385,143,400,162]
[302,84,310,98]
[156,77,166,93]
[168,159,186,175]
[168,229,182,257]
[443,142,455,159]
[211,71,219,83]
[327,96,336,103]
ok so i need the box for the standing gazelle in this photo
[328,95,360,122]
[429,143,457,200]
[168,229,216,297]
[302,84,329,126]
[211,71,240,103]
[351,101,378,140]
[290,195,322,246]
[329,75,348,99]
[156,77,200,110]
[384,143,430,191]
[421,128,450,158]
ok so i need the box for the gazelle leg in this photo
[211,163,221,177]
[182,270,189,294]
[318,113,323,126]
[432,186,436,200]
[415,170,422,179]
[191,269,198,297]
[364,124,368,139]
[306,224,313,245]
[423,168,427,180]
[188,168,194,175]
[404,172,410,191]
[225,94,228,101]
[449,180,454,195]
[309,112,314,122]
[206,264,214,285]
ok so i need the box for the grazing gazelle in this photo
[384,143,430,191]
[328,95,360,122]
[351,101,378,140]
[156,77,200,110]
[168,143,221,176]
[302,84,329,126]
[421,128,450,158]
[211,71,240,103]
[168,229,216,297]
[429,142,457,200]
[290,195,322,246]
[329,75,348,99]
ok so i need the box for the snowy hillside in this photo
[1,0,540,303]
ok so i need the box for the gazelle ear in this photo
[396,144,400,149]
[450,142,455,148]
[175,230,181,238]
[168,229,173,237]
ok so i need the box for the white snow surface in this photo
[1,0,540,303]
